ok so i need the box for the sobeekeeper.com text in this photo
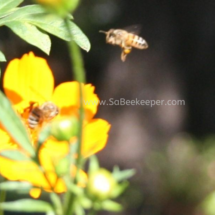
[84,98,185,107]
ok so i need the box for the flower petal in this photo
[30,188,42,198]
[52,82,99,120]
[3,52,54,105]
[82,119,111,157]
[0,125,18,150]
[0,157,45,183]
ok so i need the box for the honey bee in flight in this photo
[99,27,148,62]
[27,101,59,129]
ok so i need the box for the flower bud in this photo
[55,157,70,177]
[87,169,117,200]
[51,117,79,141]
[35,0,80,17]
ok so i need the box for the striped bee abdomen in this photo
[28,108,42,129]
[128,34,148,49]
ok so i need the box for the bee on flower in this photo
[0,52,110,198]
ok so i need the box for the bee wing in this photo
[123,25,142,35]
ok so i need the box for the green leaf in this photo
[64,176,83,195]
[0,10,16,20]
[68,14,74,20]
[0,150,29,161]
[0,5,46,25]
[47,212,55,215]
[0,4,89,52]
[0,91,34,156]
[37,125,51,146]
[50,193,63,215]
[112,166,136,182]
[0,182,32,191]
[0,199,53,213]
[69,21,91,52]
[79,196,92,209]
[23,14,70,41]
[6,21,51,54]
[22,15,90,51]
[0,51,6,62]
[89,155,100,175]
[0,5,73,22]
[75,204,85,215]
[0,178,6,210]
[0,0,23,14]
[110,181,129,198]
[101,200,122,212]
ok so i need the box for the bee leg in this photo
[121,48,132,62]
[121,51,128,62]
[21,102,37,116]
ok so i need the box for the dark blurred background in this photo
[2,0,215,215]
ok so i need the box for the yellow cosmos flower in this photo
[0,52,110,198]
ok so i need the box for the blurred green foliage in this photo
[120,134,215,215]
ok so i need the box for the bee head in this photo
[99,29,116,44]
[41,101,59,120]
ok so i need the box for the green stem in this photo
[63,17,86,215]
[50,193,63,215]
[0,177,6,215]
[65,19,86,83]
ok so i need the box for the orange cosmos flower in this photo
[0,52,110,198]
